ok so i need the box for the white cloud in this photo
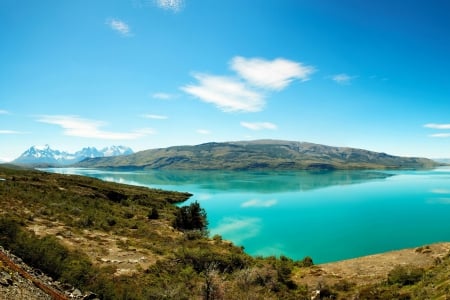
[106,18,131,36]
[425,123,450,138]
[231,56,315,90]
[182,73,265,112]
[331,73,354,84]
[196,129,211,135]
[142,114,168,120]
[155,0,184,12]
[0,110,9,115]
[37,115,154,140]
[241,199,277,208]
[430,133,450,138]
[424,123,450,130]
[0,156,13,163]
[240,121,277,130]
[152,92,176,100]
[0,130,27,135]
[182,56,314,113]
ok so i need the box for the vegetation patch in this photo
[1,165,450,299]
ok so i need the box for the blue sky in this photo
[1,0,450,161]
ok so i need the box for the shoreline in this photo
[296,242,450,287]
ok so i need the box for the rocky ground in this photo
[0,246,98,300]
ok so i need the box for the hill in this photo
[13,145,133,166]
[75,139,438,170]
[1,165,450,299]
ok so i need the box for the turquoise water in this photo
[44,168,450,263]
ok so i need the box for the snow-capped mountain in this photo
[100,145,134,157]
[13,145,134,166]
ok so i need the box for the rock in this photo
[0,271,13,286]
[83,292,99,300]
[72,288,83,297]
[310,289,320,300]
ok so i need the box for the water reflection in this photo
[45,168,394,193]
[210,217,262,244]
[42,167,450,263]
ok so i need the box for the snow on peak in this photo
[31,144,51,151]
[101,145,133,157]
[13,145,133,165]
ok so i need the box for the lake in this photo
[44,167,450,263]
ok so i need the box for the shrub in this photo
[387,265,424,286]
[107,218,117,226]
[333,279,355,292]
[212,234,222,243]
[148,207,159,220]
[174,201,208,232]
[296,256,314,267]
[0,216,96,287]
[124,211,135,219]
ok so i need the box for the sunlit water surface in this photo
[44,167,450,263]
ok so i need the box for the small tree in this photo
[148,207,159,220]
[174,201,208,233]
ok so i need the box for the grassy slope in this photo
[1,165,450,299]
[75,140,439,170]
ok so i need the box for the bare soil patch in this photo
[294,242,450,288]
[28,218,160,276]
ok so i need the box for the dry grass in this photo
[295,243,450,288]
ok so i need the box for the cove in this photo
[44,167,450,263]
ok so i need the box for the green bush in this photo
[174,201,208,233]
[387,265,424,286]
[148,207,159,220]
[296,256,314,267]
[0,217,95,289]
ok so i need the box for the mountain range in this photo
[13,145,133,166]
[74,139,439,170]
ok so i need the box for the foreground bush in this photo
[387,265,424,286]
[0,217,95,288]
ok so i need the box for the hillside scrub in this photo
[0,166,316,299]
[2,165,450,299]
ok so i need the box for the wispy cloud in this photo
[142,114,168,120]
[182,73,265,112]
[155,0,184,12]
[424,123,450,130]
[0,130,28,135]
[424,123,450,138]
[231,56,315,90]
[152,92,176,100]
[37,115,154,140]
[196,129,211,135]
[331,73,354,85]
[430,133,450,138]
[241,199,277,208]
[106,18,131,36]
[0,110,9,115]
[240,122,277,130]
